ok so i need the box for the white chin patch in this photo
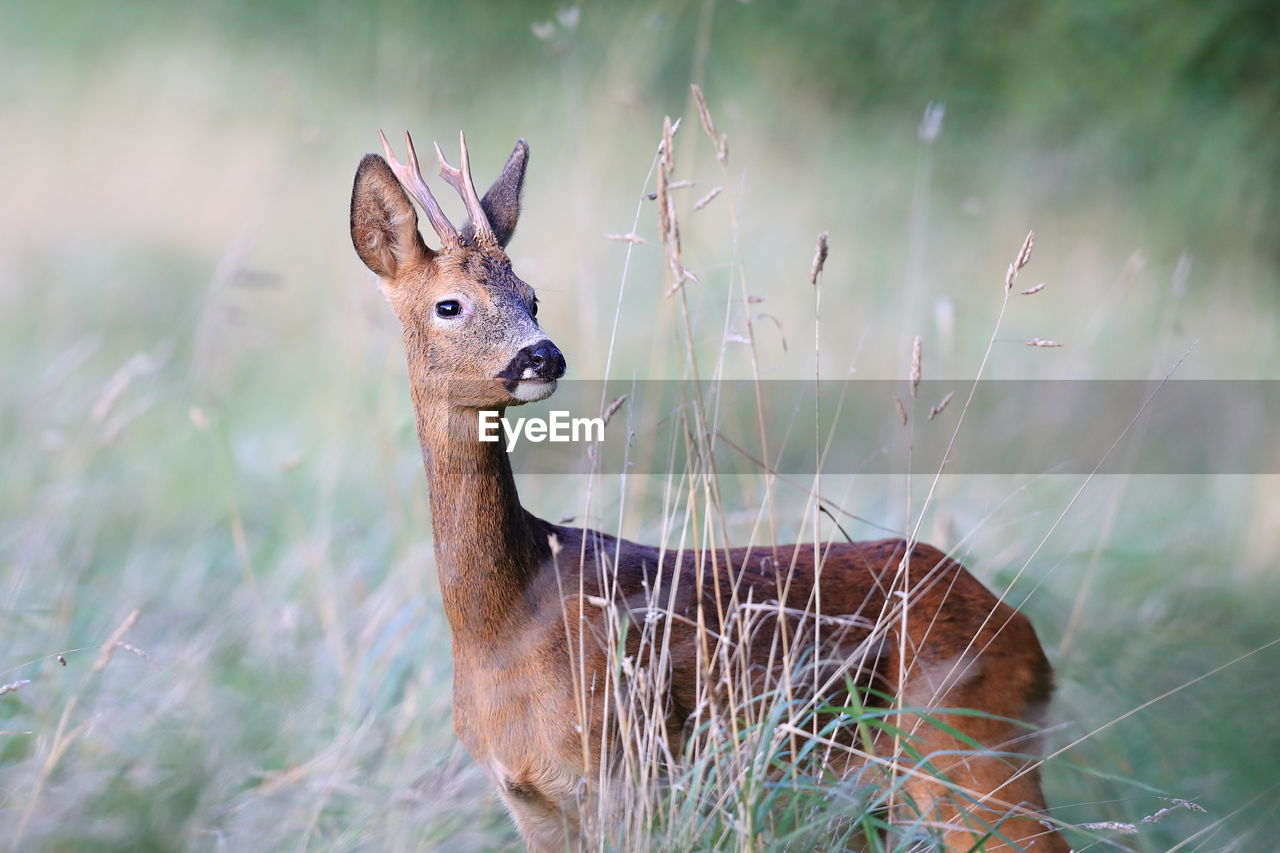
[511,379,557,403]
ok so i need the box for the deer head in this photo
[350,131,565,409]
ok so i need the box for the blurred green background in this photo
[2,1,1277,849]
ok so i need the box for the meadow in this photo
[2,1,1277,850]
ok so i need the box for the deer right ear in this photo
[473,139,529,248]
[350,154,432,279]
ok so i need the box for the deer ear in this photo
[465,140,528,248]
[350,154,432,279]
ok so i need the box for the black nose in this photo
[500,340,567,384]
[528,341,567,380]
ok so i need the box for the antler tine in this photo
[378,129,460,250]
[435,131,496,247]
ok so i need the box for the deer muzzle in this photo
[498,339,566,402]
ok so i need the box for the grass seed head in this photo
[661,115,676,173]
[1006,230,1036,290]
[694,186,722,211]
[1016,230,1035,270]
[690,84,717,142]
[928,391,955,421]
[809,232,829,286]
[910,336,922,398]
[602,395,628,427]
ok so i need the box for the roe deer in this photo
[349,130,1069,852]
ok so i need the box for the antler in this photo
[434,132,497,248]
[379,129,461,250]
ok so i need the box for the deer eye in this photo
[531,299,539,318]
[435,299,462,318]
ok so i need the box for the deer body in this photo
[351,132,1069,852]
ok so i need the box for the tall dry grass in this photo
[544,101,1069,850]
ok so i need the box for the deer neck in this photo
[410,378,546,645]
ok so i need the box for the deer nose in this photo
[527,341,566,380]
[501,340,567,384]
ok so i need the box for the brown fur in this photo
[350,139,1069,852]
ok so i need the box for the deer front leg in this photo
[499,781,577,853]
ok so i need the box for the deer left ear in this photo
[351,153,432,279]
[466,139,528,248]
